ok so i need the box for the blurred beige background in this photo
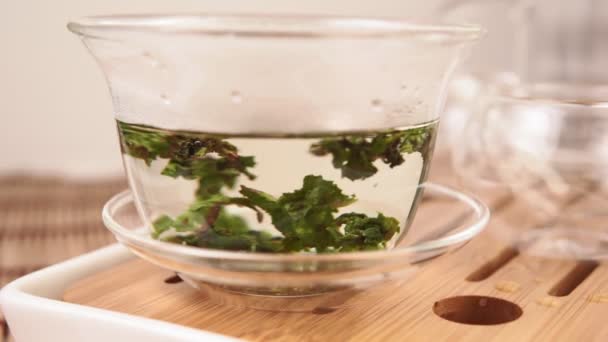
[0,1,441,177]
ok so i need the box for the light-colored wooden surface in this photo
[63,157,608,341]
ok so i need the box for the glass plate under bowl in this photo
[102,182,489,312]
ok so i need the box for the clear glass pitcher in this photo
[441,1,608,260]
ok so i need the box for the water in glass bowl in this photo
[117,120,438,254]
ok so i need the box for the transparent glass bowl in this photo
[102,182,489,312]
[453,81,608,260]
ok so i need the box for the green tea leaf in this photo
[241,175,356,252]
[239,185,296,238]
[309,126,435,180]
[335,212,400,251]
[118,122,172,165]
[151,215,174,238]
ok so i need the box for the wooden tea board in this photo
[64,156,608,341]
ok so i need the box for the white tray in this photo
[0,244,239,342]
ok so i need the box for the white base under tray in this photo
[0,244,238,342]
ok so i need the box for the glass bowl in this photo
[67,15,482,253]
[453,81,608,260]
[103,182,489,312]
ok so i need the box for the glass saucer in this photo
[102,182,489,312]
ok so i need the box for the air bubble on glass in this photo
[371,99,383,112]
[160,93,171,105]
[230,91,243,104]
[142,50,163,68]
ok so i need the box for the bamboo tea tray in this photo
[14,157,608,341]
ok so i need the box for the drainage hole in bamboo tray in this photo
[466,248,519,282]
[164,274,183,284]
[433,295,523,325]
[548,261,598,297]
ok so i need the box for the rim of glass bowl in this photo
[67,13,483,43]
[102,182,489,263]
[490,81,608,108]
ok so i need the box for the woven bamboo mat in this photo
[0,175,126,341]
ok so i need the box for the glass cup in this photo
[68,14,484,310]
